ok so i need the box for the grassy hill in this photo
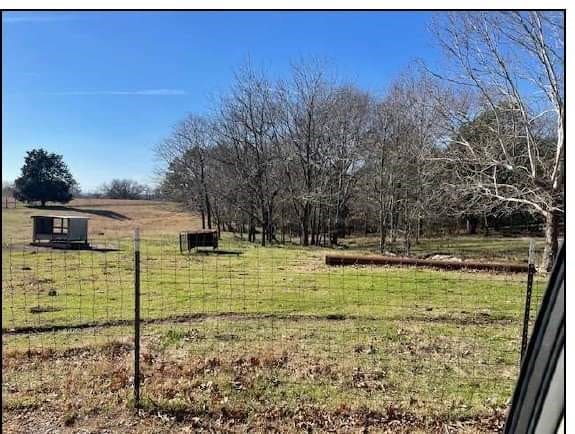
[2,198,201,243]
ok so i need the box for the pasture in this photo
[2,200,548,433]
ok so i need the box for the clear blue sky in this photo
[2,11,439,192]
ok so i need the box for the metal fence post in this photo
[520,239,535,363]
[133,228,141,408]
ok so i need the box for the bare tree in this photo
[100,179,146,200]
[431,11,564,270]
[324,85,371,245]
[277,62,334,245]
[214,64,282,246]
[362,71,446,253]
[157,115,216,229]
[2,181,15,197]
[155,36,562,259]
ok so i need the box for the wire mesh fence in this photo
[2,231,549,431]
[2,196,21,209]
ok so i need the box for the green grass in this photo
[2,235,546,331]
[2,227,548,431]
[343,233,548,264]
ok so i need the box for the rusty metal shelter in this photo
[179,230,218,253]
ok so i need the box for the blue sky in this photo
[2,11,439,191]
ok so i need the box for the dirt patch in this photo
[29,305,62,314]
[214,333,239,341]
[402,312,517,326]
[325,313,347,320]
[4,340,132,363]
[3,312,358,335]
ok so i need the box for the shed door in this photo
[35,217,53,235]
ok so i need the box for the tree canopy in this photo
[99,179,146,200]
[155,12,563,269]
[14,148,77,207]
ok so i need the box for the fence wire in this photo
[2,232,548,432]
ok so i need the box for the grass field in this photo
[2,200,548,432]
[1,198,201,242]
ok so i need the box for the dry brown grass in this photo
[2,198,201,241]
[2,335,507,433]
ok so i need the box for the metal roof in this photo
[30,215,90,220]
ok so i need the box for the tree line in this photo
[154,12,563,270]
[6,161,160,202]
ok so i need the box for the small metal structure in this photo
[179,230,218,253]
[31,215,90,248]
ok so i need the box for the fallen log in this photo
[325,254,531,273]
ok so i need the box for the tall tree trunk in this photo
[301,203,311,246]
[280,208,285,244]
[205,193,212,229]
[330,206,339,246]
[404,210,411,256]
[261,205,267,247]
[542,209,560,272]
[390,211,396,244]
[310,207,317,246]
[213,204,221,238]
[200,158,212,229]
[466,216,478,235]
[379,210,387,254]
[267,204,274,243]
[482,214,489,236]
[331,204,345,246]
[302,224,309,246]
[316,205,324,246]
[378,185,387,253]
[249,216,256,243]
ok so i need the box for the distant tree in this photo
[70,183,82,197]
[100,179,146,200]
[156,115,216,229]
[2,181,15,197]
[215,64,282,246]
[14,148,77,207]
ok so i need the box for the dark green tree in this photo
[14,148,77,207]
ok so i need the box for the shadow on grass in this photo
[192,249,243,256]
[28,205,131,221]
[28,242,121,253]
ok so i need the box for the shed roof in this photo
[30,215,90,220]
